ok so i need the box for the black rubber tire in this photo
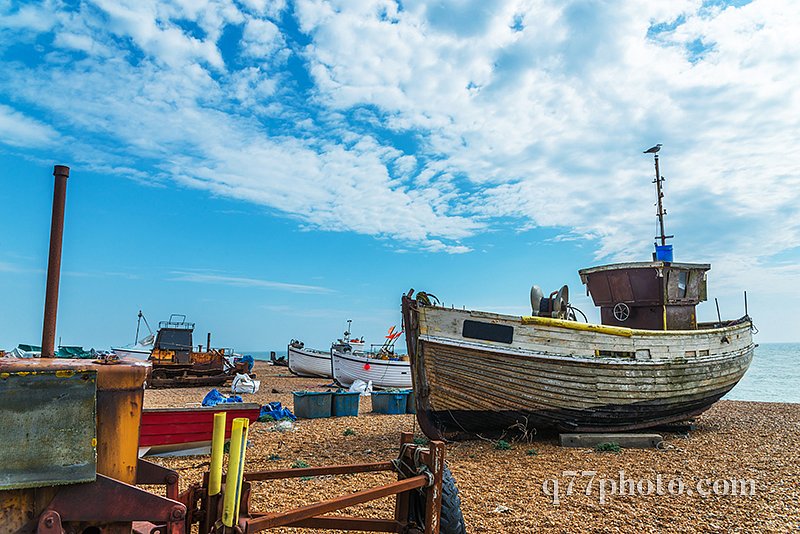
[408,464,467,534]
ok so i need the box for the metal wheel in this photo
[407,464,466,534]
[613,302,630,322]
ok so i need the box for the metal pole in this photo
[209,412,226,496]
[135,310,142,345]
[41,165,70,358]
[653,155,667,246]
[207,332,212,351]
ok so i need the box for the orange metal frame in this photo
[179,432,445,534]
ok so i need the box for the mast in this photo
[344,319,352,342]
[650,150,673,247]
[135,310,143,344]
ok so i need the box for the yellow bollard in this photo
[209,412,226,496]
[222,417,249,528]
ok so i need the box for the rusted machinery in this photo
[0,357,189,533]
[180,424,455,533]
[148,315,246,388]
[0,165,464,533]
[0,359,455,533]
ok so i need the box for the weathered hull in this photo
[401,296,754,439]
[331,349,413,389]
[287,345,333,378]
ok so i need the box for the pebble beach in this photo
[143,361,800,533]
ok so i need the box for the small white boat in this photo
[287,340,333,378]
[332,348,412,389]
[112,310,155,360]
[112,334,155,360]
[287,320,366,379]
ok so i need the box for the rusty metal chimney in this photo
[41,165,70,358]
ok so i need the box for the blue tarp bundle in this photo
[236,354,255,372]
[259,402,296,421]
[202,388,243,407]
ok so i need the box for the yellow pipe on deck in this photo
[222,417,249,528]
[520,316,634,337]
[209,412,226,496]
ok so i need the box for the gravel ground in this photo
[143,362,800,533]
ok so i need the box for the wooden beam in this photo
[424,442,445,534]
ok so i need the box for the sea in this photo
[246,343,800,404]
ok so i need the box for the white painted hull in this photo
[332,349,412,389]
[288,345,333,378]
[112,346,152,360]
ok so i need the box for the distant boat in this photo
[332,325,410,389]
[3,344,95,359]
[331,347,412,389]
[138,403,261,457]
[3,344,41,358]
[112,334,155,360]
[287,340,334,378]
[112,310,155,360]
[287,319,365,379]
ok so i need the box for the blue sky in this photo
[1,0,799,352]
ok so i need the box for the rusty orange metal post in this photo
[41,164,70,358]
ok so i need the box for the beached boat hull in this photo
[287,345,333,378]
[402,295,754,439]
[332,349,413,389]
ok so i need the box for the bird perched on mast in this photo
[643,144,662,154]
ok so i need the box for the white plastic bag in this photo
[274,419,294,432]
[231,373,260,394]
[348,379,373,397]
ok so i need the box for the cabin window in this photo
[667,269,690,300]
[462,320,514,344]
[699,349,709,356]
[685,350,697,357]
[678,271,688,298]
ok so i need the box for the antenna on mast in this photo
[644,144,674,261]
[344,319,352,342]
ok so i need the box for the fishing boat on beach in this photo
[287,320,365,378]
[401,147,756,439]
[287,340,334,378]
[112,310,155,360]
[332,326,412,389]
[331,348,413,389]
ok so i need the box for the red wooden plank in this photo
[138,407,260,447]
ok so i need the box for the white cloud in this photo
[241,17,285,59]
[0,104,55,148]
[169,270,335,293]
[0,0,799,283]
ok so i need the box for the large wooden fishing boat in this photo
[401,148,755,439]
